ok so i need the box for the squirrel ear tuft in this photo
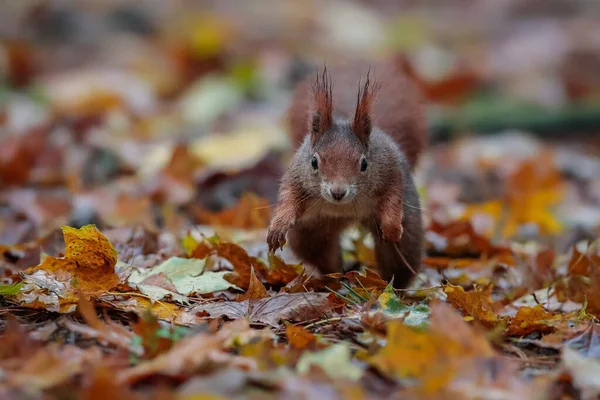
[309,65,333,145]
[353,68,378,146]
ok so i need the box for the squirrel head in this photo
[306,67,378,204]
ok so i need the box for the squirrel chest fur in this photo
[267,60,426,289]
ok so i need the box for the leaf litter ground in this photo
[2,2,600,399]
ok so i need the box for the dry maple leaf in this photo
[505,305,562,337]
[192,292,335,327]
[443,284,501,327]
[17,225,120,311]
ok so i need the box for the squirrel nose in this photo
[329,186,347,201]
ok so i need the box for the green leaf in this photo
[128,257,239,301]
[297,344,363,381]
[377,283,430,328]
[0,282,23,296]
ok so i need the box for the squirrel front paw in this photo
[267,224,289,252]
[381,221,403,243]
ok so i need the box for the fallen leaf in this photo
[237,267,269,301]
[376,283,431,327]
[505,305,562,337]
[82,364,140,400]
[344,269,388,298]
[192,292,335,327]
[16,225,119,310]
[128,257,238,301]
[0,282,23,295]
[444,284,500,327]
[106,296,199,326]
[286,325,318,350]
[192,192,270,230]
[369,301,505,395]
[462,158,564,238]
[117,320,254,384]
[296,344,363,381]
[562,346,600,399]
[1,344,102,391]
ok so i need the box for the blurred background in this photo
[1,0,600,254]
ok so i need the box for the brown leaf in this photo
[149,144,203,206]
[568,241,600,277]
[82,364,140,400]
[63,298,134,352]
[132,311,177,359]
[192,192,270,230]
[117,320,254,385]
[237,267,269,301]
[105,296,199,326]
[427,220,513,260]
[344,269,388,297]
[0,128,47,186]
[1,344,102,391]
[286,325,318,350]
[266,252,302,286]
[193,292,335,327]
[444,284,500,327]
[505,305,561,337]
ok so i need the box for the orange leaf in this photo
[22,225,119,304]
[192,192,270,230]
[369,302,496,394]
[286,325,318,350]
[266,253,302,286]
[506,305,561,337]
[344,269,388,298]
[237,267,269,301]
[443,284,499,326]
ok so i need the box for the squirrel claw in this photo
[267,226,288,252]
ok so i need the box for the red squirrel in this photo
[267,60,426,289]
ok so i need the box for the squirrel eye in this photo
[311,155,319,170]
[360,156,368,172]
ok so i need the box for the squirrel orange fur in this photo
[267,60,426,289]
